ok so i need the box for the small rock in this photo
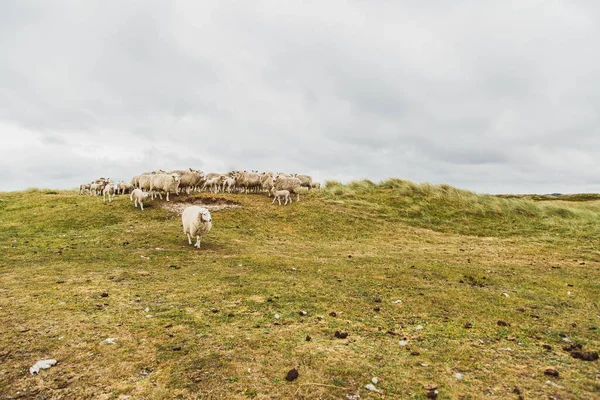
[172,346,182,351]
[544,368,559,377]
[335,331,348,339]
[285,368,299,381]
[274,314,281,319]
[101,338,116,345]
[29,359,57,375]
[426,390,438,399]
[410,351,420,356]
[497,320,510,327]
[329,312,337,317]
[168,265,180,269]
[122,241,129,246]
[211,308,219,313]
[502,293,510,297]
[299,311,307,316]
[399,340,408,346]
[542,344,552,351]
[454,373,463,380]
[305,335,311,342]
[464,323,472,329]
[415,325,423,331]
[374,298,382,303]
[165,323,173,328]
[365,383,383,394]
[373,307,380,312]
[371,377,378,384]
[100,292,109,298]
[513,387,521,395]
[393,300,402,304]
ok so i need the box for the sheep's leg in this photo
[187,233,192,245]
[166,192,170,201]
[195,236,201,248]
[140,202,144,211]
[272,197,276,204]
[134,199,138,208]
[297,193,300,202]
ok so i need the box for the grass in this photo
[0,180,599,399]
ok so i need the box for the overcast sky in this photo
[1,1,599,194]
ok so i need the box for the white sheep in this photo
[130,188,150,210]
[103,182,115,203]
[273,176,303,202]
[271,189,291,205]
[311,182,321,190]
[182,206,212,249]
[150,173,181,201]
[78,183,91,195]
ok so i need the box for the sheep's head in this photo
[171,174,181,182]
[200,209,212,223]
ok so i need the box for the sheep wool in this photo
[182,206,212,249]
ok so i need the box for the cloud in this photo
[1,1,600,194]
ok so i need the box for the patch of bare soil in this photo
[161,195,240,215]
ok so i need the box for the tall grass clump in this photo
[321,178,600,239]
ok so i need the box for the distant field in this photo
[1,181,599,399]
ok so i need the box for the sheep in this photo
[293,174,313,189]
[271,189,291,205]
[311,182,321,190]
[273,176,303,202]
[234,170,261,193]
[117,181,133,194]
[201,176,221,193]
[260,172,275,195]
[78,183,91,195]
[169,168,203,194]
[222,176,236,193]
[181,206,212,249]
[150,173,181,201]
[138,174,153,193]
[103,182,115,203]
[130,188,150,210]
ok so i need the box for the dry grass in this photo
[0,182,599,399]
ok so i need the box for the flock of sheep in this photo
[78,169,320,248]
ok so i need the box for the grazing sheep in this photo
[103,182,115,203]
[271,189,291,205]
[273,176,303,202]
[182,206,212,249]
[311,182,321,190]
[130,188,150,210]
[150,173,181,201]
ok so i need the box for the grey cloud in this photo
[2,1,600,194]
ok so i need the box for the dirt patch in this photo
[162,195,240,215]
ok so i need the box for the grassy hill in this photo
[1,181,599,399]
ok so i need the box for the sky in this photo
[1,1,599,194]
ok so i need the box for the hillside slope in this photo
[0,184,599,399]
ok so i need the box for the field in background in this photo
[1,180,599,399]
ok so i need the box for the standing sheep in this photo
[271,189,291,205]
[103,182,115,203]
[182,206,212,249]
[130,188,150,210]
[273,176,303,202]
[150,173,181,201]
